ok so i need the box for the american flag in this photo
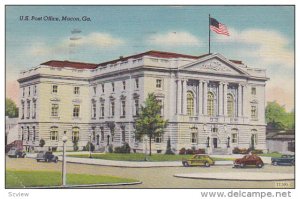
[210,17,230,36]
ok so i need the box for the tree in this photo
[265,101,294,130]
[134,93,168,156]
[6,98,18,118]
[39,139,45,147]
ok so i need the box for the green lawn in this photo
[258,152,283,158]
[6,170,138,188]
[69,153,235,161]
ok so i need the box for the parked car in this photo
[233,154,264,168]
[7,148,26,158]
[271,155,295,166]
[182,154,215,167]
[36,151,58,163]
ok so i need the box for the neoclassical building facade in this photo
[18,50,268,154]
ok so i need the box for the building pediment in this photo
[180,54,249,76]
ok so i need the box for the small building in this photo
[5,116,20,152]
[266,129,295,154]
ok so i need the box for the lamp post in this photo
[62,132,68,186]
[206,136,210,148]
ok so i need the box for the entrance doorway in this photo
[213,138,218,148]
[107,135,110,146]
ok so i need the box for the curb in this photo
[25,181,142,189]
[173,175,294,181]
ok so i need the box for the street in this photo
[6,157,294,188]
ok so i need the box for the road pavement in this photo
[6,157,294,188]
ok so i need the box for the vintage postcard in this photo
[5,4,295,193]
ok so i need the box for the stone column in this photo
[218,82,223,116]
[198,80,203,115]
[203,81,208,115]
[169,74,176,119]
[223,82,228,116]
[177,80,182,114]
[238,84,242,117]
[182,79,187,115]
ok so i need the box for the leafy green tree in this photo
[6,98,18,118]
[134,93,168,156]
[265,101,294,130]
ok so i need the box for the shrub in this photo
[232,147,250,154]
[195,148,206,154]
[165,137,174,155]
[72,138,79,151]
[186,148,194,155]
[84,142,95,152]
[108,145,113,153]
[39,139,45,147]
[114,142,131,153]
[251,149,263,154]
[179,148,186,155]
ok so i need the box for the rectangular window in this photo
[135,78,139,89]
[157,99,163,115]
[51,104,59,117]
[232,133,238,143]
[74,87,80,94]
[100,102,105,117]
[73,105,80,118]
[191,132,197,143]
[112,83,115,92]
[33,126,36,141]
[26,101,30,118]
[34,85,37,95]
[121,127,126,142]
[52,85,58,93]
[21,101,25,119]
[92,102,96,118]
[251,134,258,145]
[251,87,256,95]
[50,128,58,141]
[212,127,218,133]
[155,136,162,143]
[251,105,258,119]
[32,101,36,118]
[156,79,162,88]
[121,100,126,117]
[102,84,105,93]
[111,101,115,116]
[27,127,30,141]
[22,88,25,97]
[72,128,79,142]
[28,87,31,96]
[93,86,97,95]
[134,99,139,116]
[92,127,96,142]
[21,127,24,140]
[100,127,104,141]
[123,81,126,90]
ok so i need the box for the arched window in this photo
[207,92,214,116]
[227,94,234,117]
[72,127,79,142]
[187,91,194,116]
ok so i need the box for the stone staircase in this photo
[212,148,229,155]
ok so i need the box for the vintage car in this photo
[182,154,215,167]
[7,148,26,158]
[233,154,264,168]
[36,151,58,163]
[271,155,295,166]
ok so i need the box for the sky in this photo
[5,5,295,111]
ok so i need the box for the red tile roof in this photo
[41,50,240,70]
[41,60,98,69]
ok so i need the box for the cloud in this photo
[27,32,125,57]
[148,31,202,46]
[215,28,294,69]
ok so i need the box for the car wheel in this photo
[184,162,190,167]
[37,159,40,162]
[54,158,58,163]
[205,162,210,167]
[16,154,20,158]
[273,161,278,166]
[291,161,295,166]
[240,163,245,168]
[256,163,263,168]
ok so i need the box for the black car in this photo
[36,151,58,163]
[7,148,26,158]
[271,155,295,166]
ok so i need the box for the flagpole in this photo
[208,14,211,54]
